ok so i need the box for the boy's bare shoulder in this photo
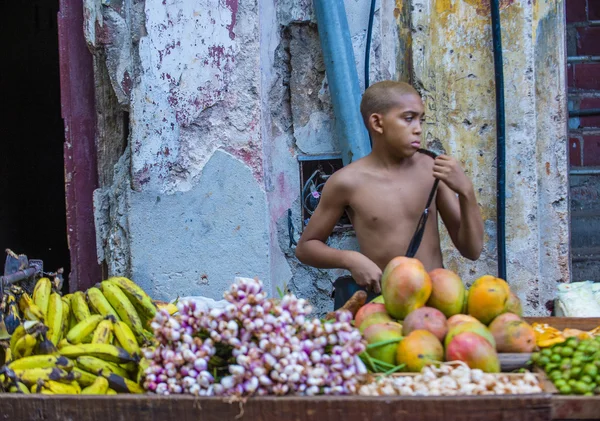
[326,158,369,188]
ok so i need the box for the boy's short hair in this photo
[360,81,421,129]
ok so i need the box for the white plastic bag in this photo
[556,281,600,317]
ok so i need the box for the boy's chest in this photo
[348,177,437,227]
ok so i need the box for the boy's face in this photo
[375,93,425,157]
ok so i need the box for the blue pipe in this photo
[313,0,372,166]
[490,0,507,281]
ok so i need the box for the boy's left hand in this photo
[432,155,472,197]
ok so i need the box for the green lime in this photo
[561,347,574,358]
[575,381,590,395]
[572,367,583,379]
[585,391,594,396]
[550,354,562,363]
[584,363,599,378]
[568,379,577,387]
[554,379,567,389]
[572,357,583,368]
[531,352,540,363]
[559,385,572,395]
[549,370,563,381]
[537,355,550,367]
[574,351,585,360]
[581,375,594,384]
[553,346,563,355]
[541,348,553,357]
[562,370,572,380]
[546,363,559,372]
[566,337,580,348]
[560,361,572,372]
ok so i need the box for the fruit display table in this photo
[0,394,553,421]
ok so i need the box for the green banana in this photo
[87,287,120,319]
[8,355,73,371]
[107,277,157,321]
[76,355,130,378]
[32,277,52,318]
[112,320,141,357]
[47,292,64,345]
[81,376,109,394]
[59,343,136,364]
[66,315,104,344]
[91,319,114,344]
[71,291,91,322]
[101,281,145,340]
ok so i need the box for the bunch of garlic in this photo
[358,362,542,396]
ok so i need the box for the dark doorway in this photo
[0,0,71,288]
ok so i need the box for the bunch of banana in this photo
[1,275,160,395]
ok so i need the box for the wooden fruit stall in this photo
[0,393,553,421]
[525,317,600,421]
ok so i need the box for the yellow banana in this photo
[105,372,144,394]
[59,343,136,364]
[106,388,117,395]
[112,320,141,357]
[9,325,27,356]
[13,333,37,359]
[57,338,70,349]
[4,346,12,364]
[8,355,73,371]
[107,277,157,321]
[87,287,120,319]
[136,357,151,384]
[62,294,72,304]
[101,281,145,340]
[156,301,179,316]
[13,367,78,386]
[76,355,130,378]
[66,315,103,344]
[119,361,138,373]
[18,293,45,322]
[72,367,98,387]
[71,291,91,322]
[91,319,114,344]
[81,376,109,394]
[8,382,30,394]
[32,277,52,318]
[47,292,64,345]
[61,297,71,339]
[43,380,80,394]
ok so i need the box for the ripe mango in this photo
[467,275,510,325]
[445,331,500,373]
[382,258,431,320]
[426,268,466,318]
[396,329,444,372]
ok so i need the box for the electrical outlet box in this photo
[298,155,352,232]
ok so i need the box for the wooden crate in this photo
[524,317,600,331]
[0,393,553,421]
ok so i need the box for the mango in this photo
[362,322,404,366]
[402,306,448,342]
[359,312,395,334]
[382,258,431,320]
[489,317,536,353]
[370,295,385,304]
[426,268,466,318]
[354,303,387,329]
[467,275,511,325]
[444,320,496,349]
[380,256,413,287]
[445,331,501,373]
[504,292,523,316]
[447,314,479,329]
[396,329,444,372]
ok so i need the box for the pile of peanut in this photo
[358,362,542,396]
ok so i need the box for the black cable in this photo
[364,0,377,89]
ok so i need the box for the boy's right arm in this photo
[295,172,382,293]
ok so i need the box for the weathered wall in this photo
[412,0,569,314]
[88,0,569,316]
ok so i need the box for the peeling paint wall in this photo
[412,0,569,314]
[88,0,568,316]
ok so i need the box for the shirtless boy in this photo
[295,80,484,295]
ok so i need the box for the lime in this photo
[572,357,583,368]
[550,354,562,363]
[584,363,599,378]
[553,346,563,356]
[562,370,572,380]
[546,363,559,372]
[560,360,572,371]
[585,391,594,396]
[549,370,563,381]
[537,355,550,367]
[573,351,585,360]
[566,337,580,348]
[554,379,567,389]
[568,379,577,387]
[559,385,572,395]
[561,347,574,358]
[571,367,582,379]
[531,352,540,364]
[581,375,594,384]
[575,381,590,395]
[541,348,553,357]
